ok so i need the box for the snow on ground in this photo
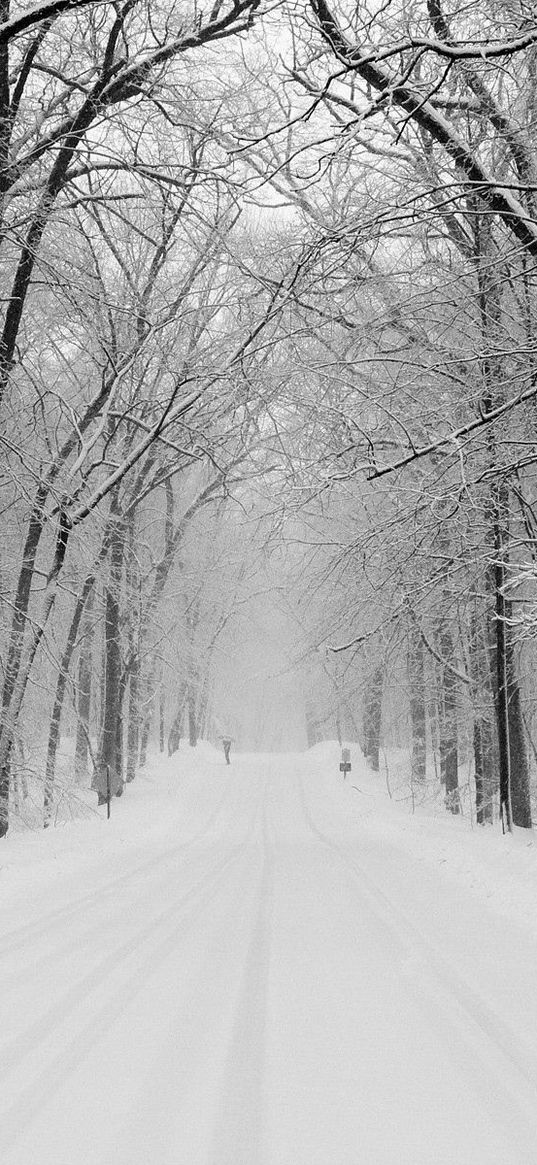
[1,742,537,1163]
[310,741,537,937]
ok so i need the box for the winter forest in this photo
[2,0,537,836]
[6,5,537,1162]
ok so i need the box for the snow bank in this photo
[304,739,537,940]
[3,737,537,945]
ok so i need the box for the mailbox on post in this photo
[339,748,351,777]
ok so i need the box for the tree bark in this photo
[97,508,124,800]
[159,686,165,753]
[74,586,95,782]
[187,686,198,748]
[493,486,532,829]
[469,611,496,824]
[168,684,186,757]
[505,663,532,828]
[408,630,426,784]
[0,509,71,835]
[437,623,460,814]
[363,664,383,772]
[139,657,157,768]
[126,653,140,783]
[44,577,97,824]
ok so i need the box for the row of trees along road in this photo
[2,0,537,834]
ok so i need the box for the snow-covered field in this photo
[1,742,537,1164]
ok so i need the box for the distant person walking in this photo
[222,735,233,765]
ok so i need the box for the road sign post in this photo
[339,748,351,778]
[92,760,123,814]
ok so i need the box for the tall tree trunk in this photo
[437,623,459,814]
[469,611,496,825]
[44,577,96,824]
[124,507,140,784]
[427,673,441,786]
[159,685,165,753]
[74,586,95,782]
[473,217,531,828]
[126,653,140,783]
[473,711,496,826]
[363,664,383,772]
[187,685,198,748]
[408,630,426,784]
[305,695,320,748]
[505,659,532,828]
[97,509,124,800]
[168,684,186,757]
[493,485,532,830]
[197,669,211,742]
[139,658,157,768]
[0,509,71,836]
[0,491,47,835]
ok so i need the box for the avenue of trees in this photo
[1,0,537,835]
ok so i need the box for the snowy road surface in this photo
[2,746,537,1164]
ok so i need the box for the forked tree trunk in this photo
[0,492,50,834]
[0,509,71,836]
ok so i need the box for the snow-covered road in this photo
[2,747,537,1164]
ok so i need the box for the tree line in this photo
[1,0,537,834]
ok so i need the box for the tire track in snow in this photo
[0,772,251,988]
[0,836,247,992]
[1,847,241,1076]
[0,847,251,1159]
[0,777,233,958]
[208,776,274,1165]
[0,784,266,1148]
[298,772,537,1136]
